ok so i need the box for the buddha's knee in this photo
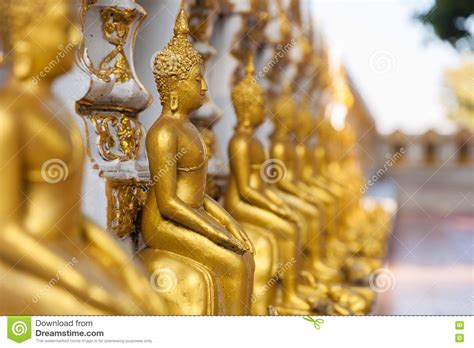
[252,234,275,276]
[138,248,218,315]
[272,219,298,242]
[223,251,255,280]
[286,221,299,243]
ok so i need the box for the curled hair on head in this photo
[152,2,202,105]
[0,0,66,63]
[231,54,264,124]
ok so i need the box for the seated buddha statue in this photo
[294,95,343,283]
[0,0,165,315]
[297,110,376,311]
[313,117,350,213]
[315,124,380,289]
[269,85,339,278]
[224,56,310,313]
[270,86,369,314]
[309,111,371,280]
[139,4,255,315]
[335,126,383,280]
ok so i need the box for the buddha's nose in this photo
[201,78,208,93]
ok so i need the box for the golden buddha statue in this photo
[320,123,381,286]
[0,0,165,315]
[312,119,355,243]
[269,84,334,275]
[225,55,310,313]
[271,85,370,314]
[295,95,344,282]
[139,3,255,315]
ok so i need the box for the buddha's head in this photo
[153,3,207,115]
[272,83,296,131]
[296,35,312,76]
[232,55,265,129]
[0,0,81,82]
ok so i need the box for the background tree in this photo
[417,0,474,51]
[443,60,474,130]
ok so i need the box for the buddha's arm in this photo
[270,142,306,197]
[203,196,254,254]
[80,218,167,313]
[296,180,322,205]
[265,188,293,213]
[0,114,116,311]
[147,128,246,255]
[305,171,322,186]
[0,112,22,223]
[229,137,286,215]
[264,188,286,206]
[0,223,116,313]
[264,188,298,223]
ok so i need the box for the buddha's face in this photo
[237,97,265,128]
[176,64,208,113]
[249,93,265,126]
[19,2,80,81]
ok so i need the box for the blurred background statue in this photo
[0,0,165,315]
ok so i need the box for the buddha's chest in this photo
[23,111,84,180]
[296,144,312,163]
[281,140,297,167]
[249,140,267,166]
[176,124,207,169]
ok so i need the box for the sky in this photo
[311,0,462,135]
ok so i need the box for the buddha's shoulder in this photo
[146,118,180,144]
[0,89,38,118]
[229,132,246,146]
[229,133,259,149]
[0,93,20,132]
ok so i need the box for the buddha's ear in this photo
[170,91,179,112]
[242,113,251,128]
[13,41,33,80]
[169,76,179,112]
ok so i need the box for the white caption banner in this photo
[0,316,471,347]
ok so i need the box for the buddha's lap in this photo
[146,219,250,275]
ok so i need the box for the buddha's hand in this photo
[304,193,318,205]
[286,212,300,224]
[274,205,292,219]
[213,232,248,255]
[274,205,298,224]
[207,227,247,255]
[227,223,255,255]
